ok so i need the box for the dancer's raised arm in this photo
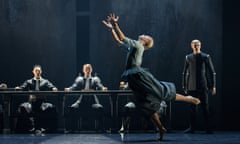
[102,13,125,45]
[109,13,125,41]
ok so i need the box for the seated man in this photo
[65,64,107,132]
[15,65,58,134]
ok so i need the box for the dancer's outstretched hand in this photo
[102,14,113,29]
[108,13,119,23]
[102,19,113,30]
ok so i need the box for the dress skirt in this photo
[122,67,176,118]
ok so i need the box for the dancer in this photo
[102,13,200,141]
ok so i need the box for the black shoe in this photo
[184,128,195,133]
[119,129,125,133]
[35,129,42,135]
[34,128,46,135]
[64,130,72,134]
[118,125,125,133]
[29,128,35,133]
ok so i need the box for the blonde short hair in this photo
[145,36,154,49]
[191,39,201,44]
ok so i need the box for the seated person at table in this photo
[15,65,58,134]
[65,64,107,132]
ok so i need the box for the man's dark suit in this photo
[15,77,58,133]
[19,78,56,91]
[69,75,105,106]
[182,52,216,132]
[66,75,106,132]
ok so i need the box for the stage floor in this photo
[0,131,240,144]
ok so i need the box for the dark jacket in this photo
[182,52,216,91]
[69,76,105,90]
[19,77,56,91]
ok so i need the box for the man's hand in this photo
[102,87,108,91]
[52,87,58,91]
[0,83,7,89]
[182,87,187,94]
[212,87,216,95]
[64,88,71,92]
[15,86,22,90]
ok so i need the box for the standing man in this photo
[15,65,58,134]
[182,39,216,134]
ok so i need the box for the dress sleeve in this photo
[123,37,141,49]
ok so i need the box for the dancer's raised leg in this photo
[175,93,200,105]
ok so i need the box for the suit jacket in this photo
[182,52,216,91]
[19,77,56,91]
[69,76,106,104]
[69,76,105,90]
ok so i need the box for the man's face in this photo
[32,67,42,79]
[191,42,201,53]
[83,65,92,76]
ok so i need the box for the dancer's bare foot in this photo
[158,126,167,141]
[186,96,201,105]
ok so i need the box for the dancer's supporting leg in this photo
[151,112,167,141]
[152,94,200,141]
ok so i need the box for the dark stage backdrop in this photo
[0,0,227,130]
[222,0,240,130]
[0,0,77,88]
[0,0,77,129]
